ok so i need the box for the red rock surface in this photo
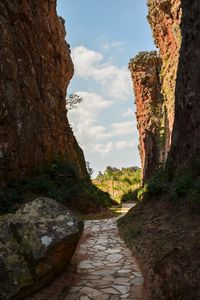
[129,0,182,181]
[147,0,182,159]
[129,52,163,182]
[0,0,87,184]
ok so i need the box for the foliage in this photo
[66,94,83,110]
[86,161,94,179]
[147,167,169,195]
[93,166,141,204]
[136,159,200,205]
[0,160,112,215]
[137,185,148,201]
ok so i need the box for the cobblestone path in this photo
[28,218,146,300]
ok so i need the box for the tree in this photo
[86,162,94,179]
[66,94,83,110]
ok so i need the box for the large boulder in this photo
[0,197,84,300]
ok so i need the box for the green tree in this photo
[66,94,83,110]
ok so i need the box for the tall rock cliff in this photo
[0,0,87,184]
[123,1,200,299]
[129,52,163,182]
[168,0,200,170]
[147,0,182,160]
[130,0,182,181]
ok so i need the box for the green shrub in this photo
[93,167,141,204]
[147,168,169,195]
[137,185,148,200]
[170,172,193,200]
[0,160,112,215]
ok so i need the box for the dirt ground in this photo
[118,196,200,300]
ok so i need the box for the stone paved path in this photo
[28,218,145,300]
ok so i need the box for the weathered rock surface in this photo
[129,52,163,182]
[169,0,200,170]
[147,0,182,160]
[0,197,83,300]
[127,0,200,299]
[0,0,87,184]
[129,0,182,180]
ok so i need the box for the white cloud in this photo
[122,107,135,118]
[92,142,114,158]
[67,46,138,162]
[101,40,125,51]
[71,45,131,100]
[111,120,137,136]
[115,140,134,150]
[68,91,112,146]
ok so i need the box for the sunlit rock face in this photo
[147,0,182,162]
[0,0,87,184]
[129,52,163,182]
[0,197,84,300]
[129,0,182,181]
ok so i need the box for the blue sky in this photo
[57,0,155,177]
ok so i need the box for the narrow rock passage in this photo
[28,218,145,300]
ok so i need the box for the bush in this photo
[147,168,169,195]
[137,185,148,201]
[0,160,112,215]
[93,166,141,204]
[121,189,139,203]
[170,172,193,200]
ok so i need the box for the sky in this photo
[57,0,156,177]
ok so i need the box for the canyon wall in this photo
[168,0,200,170]
[129,52,163,182]
[130,0,182,181]
[0,0,87,184]
[147,0,182,161]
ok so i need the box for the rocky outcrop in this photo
[0,0,87,185]
[129,52,163,182]
[0,197,83,300]
[168,0,200,170]
[130,0,182,181]
[147,0,182,160]
[126,1,200,299]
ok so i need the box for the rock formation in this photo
[168,0,200,171]
[130,0,182,181]
[125,1,200,299]
[147,0,182,160]
[0,197,83,300]
[129,52,162,182]
[0,0,87,185]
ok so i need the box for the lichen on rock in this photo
[0,197,84,300]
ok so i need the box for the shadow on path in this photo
[28,212,146,300]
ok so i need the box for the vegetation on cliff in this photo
[0,160,113,216]
[93,166,141,204]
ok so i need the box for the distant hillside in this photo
[93,167,141,204]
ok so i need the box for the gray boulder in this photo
[0,197,84,300]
